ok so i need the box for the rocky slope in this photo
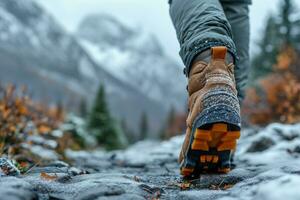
[0,0,178,135]
[76,14,186,110]
[1,123,300,200]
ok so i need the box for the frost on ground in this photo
[1,123,300,200]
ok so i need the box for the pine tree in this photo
[280,0,293,45]
[88,85,127,150]
[139,111,149,140]
[251,16,280,80]
[251,0,299,81]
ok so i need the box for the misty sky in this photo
[35,0,298,64]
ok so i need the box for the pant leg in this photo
[221,1,251,101]
[169,0,237,76]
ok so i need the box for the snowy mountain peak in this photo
[0,0,69,52]
[77,13,164,56]
[78,14,134,47]
[77,14,186,110]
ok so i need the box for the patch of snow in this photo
[65,149,106,161]
[255,175,300,200]
[27,135,57,149]
[9,23,20,34]
[0,7,17,23]
[30,145,59,160]
[78,56,97,80]
[115,136,182,165]
[29,34,40,47]
[62,115,97,147]
[0,158,20,176]
[51,130,64,138]
[236,123,300,166]
[79,39,132,81]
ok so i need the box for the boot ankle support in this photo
[192,48,234,69]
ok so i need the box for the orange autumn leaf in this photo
[2,109,10,119]
[8,126,16,132]
[180,182,191,190]
[276,47,296,70]
[40,172,58,181]
[0,84,66,163]
[38,125,52,134]
[19,162,29,168]
[223,184,234,190]
[0,104,5,111]
[18,105,28,115]
[0,142,4,151]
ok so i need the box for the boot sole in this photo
[180,122,240,177]
[180,90,241,177]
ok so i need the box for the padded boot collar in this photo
[192,47,234,67]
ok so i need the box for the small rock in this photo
[47,160,70,168]
[247,137,275,152]
[139,184,164,196]
[56,174,72,183]
[293,146,300,154]
[28,166,69,174]
[0,158,20,176]
[68,167,88,176]
[51,130,64,138]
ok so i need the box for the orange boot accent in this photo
[212,156,219,163]
[191,140,209,151]
[194,129,212,140]
[218,168,231,173]
[206,155,213,162]
[212,123,227,132]
[218,141,237,151]
[181,123,240,177]
[181,168,194,176]
[200,155,206,163]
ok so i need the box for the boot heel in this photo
[180,89,241,177]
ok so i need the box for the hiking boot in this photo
[179,46,241,177]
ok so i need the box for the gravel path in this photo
[1,123,300,200]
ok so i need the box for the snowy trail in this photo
[1,123,300,200]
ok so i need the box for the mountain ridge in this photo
[0,0,171,137]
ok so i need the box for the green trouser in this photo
[169,0,251,100]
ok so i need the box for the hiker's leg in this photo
[170,0,242,177]
[169,0,237,75]
[221,1,251,101]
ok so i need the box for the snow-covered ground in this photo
[1,123,300,200]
